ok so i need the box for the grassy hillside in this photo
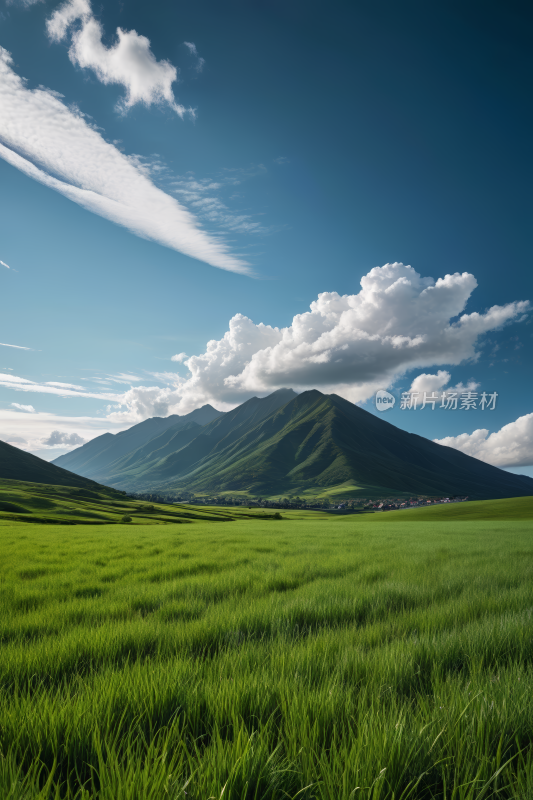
[0,479,290,525]
[0,440,116,490]
[1,507,532,797]
[377,495,533,521]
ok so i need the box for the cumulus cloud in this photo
[407,370,479,397]
[3,435,27,444]
[106,262,529,421]
[0,48,249,274]
[42,430,86,447]
[184,41,205,73]
[47,0,189,115]
[435,413,533,468]
[0,407,129,454]
[1,264,528,427]
[11,403,36,412]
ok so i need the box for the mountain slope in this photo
[0,440,119,491]
[52,404,222,480]
[85,390,533,500]
[76,389,297,488]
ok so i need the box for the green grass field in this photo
[1,499,532,799]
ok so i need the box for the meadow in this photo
[1,500,532,799]
[0,479,290,525]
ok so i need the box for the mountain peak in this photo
[49,388,533,501]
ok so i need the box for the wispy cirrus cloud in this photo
[101,373,143,385]
[47,0,191,116]
[171,169,269,235]
[6,0,43,8]
[0,342,32,350]
[0,260,11,269]
[0,48,250,274]
[0,372,122,401]
[183,41,205,74]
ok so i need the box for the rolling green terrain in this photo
[1,498,533,798]
[380,495,533,521]
[0,478,292,525]
[51,390,533,500]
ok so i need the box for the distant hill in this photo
[54,388,533,500]
[0,440,116,490]
[0,478,284,525]
[375,495,533,522]
[52,404,222,479]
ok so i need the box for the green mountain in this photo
[52,404,222,480]
[0,440,117,491]
[57,389,297,488]
[57,389,533,500]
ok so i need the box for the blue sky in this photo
[1,0,532,476]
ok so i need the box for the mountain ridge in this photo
[50,390,533,500]
[52,404,223,479]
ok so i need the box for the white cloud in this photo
[171,174,267,234]
[1,264,528,428]
[106,262,529,421]
[183,41,205,73]
[0,259,11,269]
[46,381,85,390]
[41,430,86,447]
[0,408,129,453]
[407,370,479,397]
[107,373,143,384]
[11,403,36,412]
[0,48,250,274]
[0,372,121,401]
[6,0,43,7]
[47,0,189,115]
[435,413,533,468]
[0,342,31,350]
